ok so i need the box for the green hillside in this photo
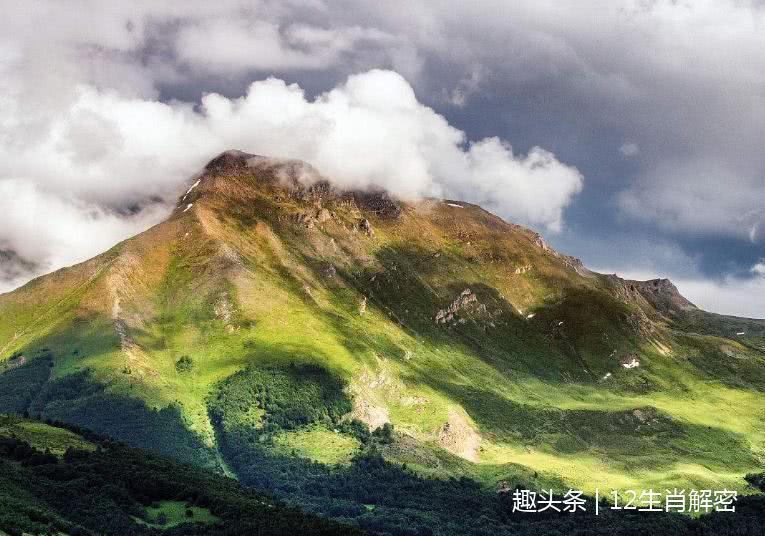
[0,414,359,535]
[1,151,764,533]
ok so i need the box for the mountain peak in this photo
[177,150,403,220]
[606,274,697,315]
[204,149,260,173]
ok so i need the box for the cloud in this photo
[0,179,168,291]
[201,70,582,230]
[619,142,639,157]
[0,69,582,292]
[4,1,765,245]
[442,66,486,107]
[2,0,763,318]
[618,159,765,239]
[673,275,765,320]
[174,18,395,72]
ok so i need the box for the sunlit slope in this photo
[1,150,763,493]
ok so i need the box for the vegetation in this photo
[1,155,765,533]
[0,415,360,535]
[175,355,194,373]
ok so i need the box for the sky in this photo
[0,0,763,317]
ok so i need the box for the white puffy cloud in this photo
[201,70,582,231]
[4,0,765,244]
[0,69,582,292]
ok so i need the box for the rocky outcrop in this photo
[356,218,373,236]
[351,399,390,431]
[634,278,697,313]
[214,292,239,333]
[435,288,481,325]
[316,208,332,223]
[562,255,592,277]
[320,263,337,278]
[606,275,696,316]
[437,410,481,462]
[618,353,640,369]
[295,207,334,229]
[346,190,402,219]
[204,149,257,173]
[513,264,532,275]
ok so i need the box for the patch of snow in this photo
[446,202,463,208]
[185,178,201,195]
[182,203,193,213]
[621,358,640,369]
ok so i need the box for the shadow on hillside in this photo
[0,357,218,471]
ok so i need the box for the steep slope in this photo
[1,150,763,517]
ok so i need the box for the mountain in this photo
[1,150,764,533]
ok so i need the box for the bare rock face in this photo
[635,278,697,313]
[437,410,481,462]
[296,207,333,229]
[356,218,374,236]
[347,190,402,219]
[320,263,337,278]
[435,288,479,325]
[606,274,696,316]
[562,255,592,277]
[316,208,332,223]
[531,232,551,252]
[214,292,239,333]
[3,353,26,370]
[352,400,390,431]
[514,264,532,275]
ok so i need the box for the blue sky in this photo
[0,1,763,317]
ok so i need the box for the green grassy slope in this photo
[0,151,763,522]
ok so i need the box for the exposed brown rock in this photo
[357,218,373,236]
[316,208,332,223]
[437,410,481,462]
